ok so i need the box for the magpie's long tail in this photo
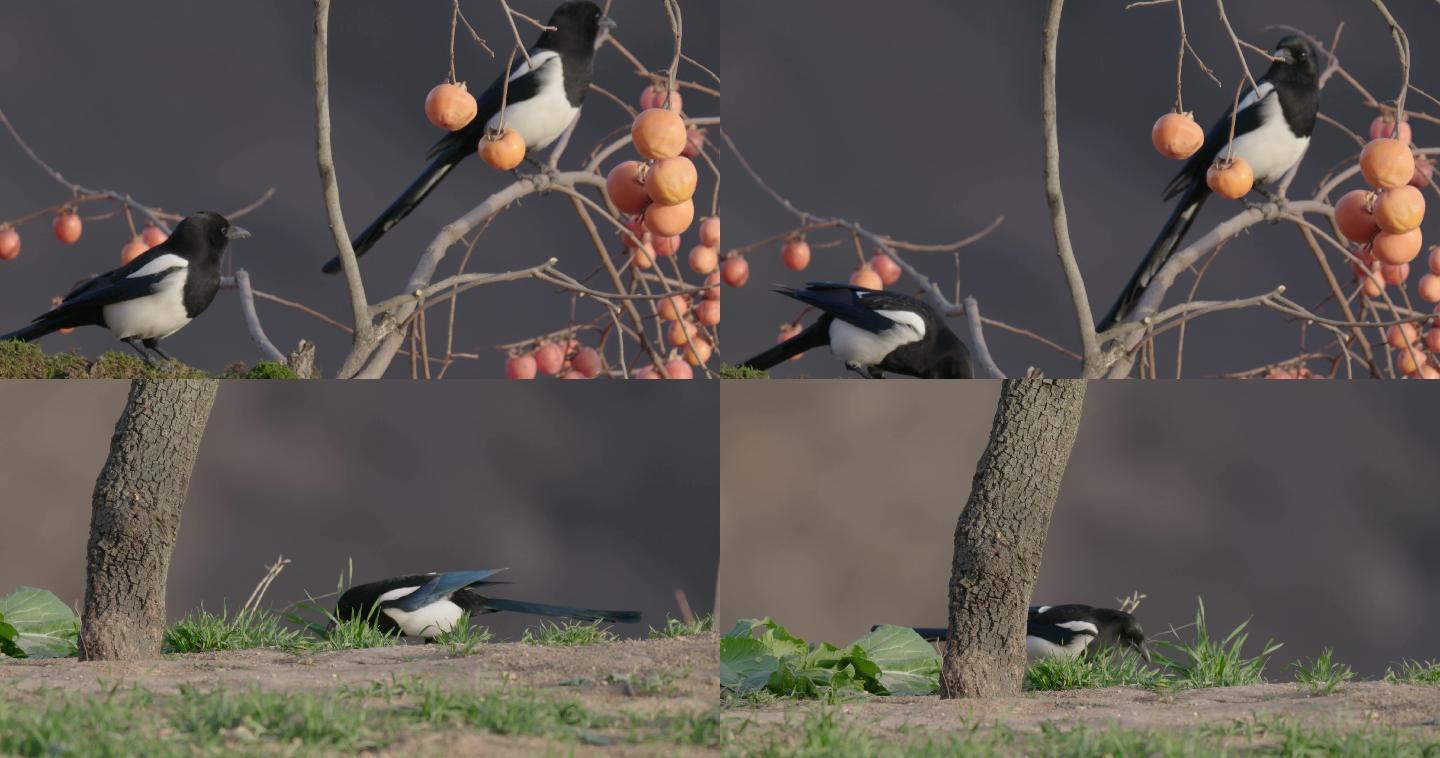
[1,317,71,343]
[321,145,468,274]
[738,320,830,371]
[1096,182,1211,333]
[481,597,641,624]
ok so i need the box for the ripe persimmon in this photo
[645,156,697,206]
[721,256,749,287]
[1152,112,1204,160]
[643,198,694,237]
[639,84,683,113]
[425,82,478,131]
[120,236,149,265]
[695,298,720,326]
[1373,227,1423,265]
[533,341,565,375]
[53,212,82,244]
[1360,138,1415,189]
[1374,185,1425,235]
[871,252,902,286]
[688,244,717,274]
[572,347,603,378]
[850,265,883,290]
[699,216,719,247]
[606,161,651,214]
[1206,156,1254,199]
[631,109,687,161]
[781,239,811,272]
[479,128,526,171]
[0,227,20,261]
[506,353,538,379]
[1335,190,1379,243]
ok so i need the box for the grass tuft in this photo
[1151,598,1282,689]
[1024,648,1166,692]
[432,614,494,655]
[1292,648,1355,696]
[648,615,714,639]
[718,363,769,379]
[1384,659,1440,685]
[521,620,617,647]
[0,340,303,379]
[163,608,308,654]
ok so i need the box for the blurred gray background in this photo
[720,382,1439,676]
[722,1,1438,378]
[0,1,718,377]
[0,382,719,640]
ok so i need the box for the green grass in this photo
[432,614,494,655]
[521,619,617,647]
[719,363,769,379]
[162,609,308,654]
[1151,598,1282,688]
[1385,659,1440,685]
[725,708,1440,757]
[1023,648,1166,691]
[1292,648,1355,696]
[649,614,714,639]
[0,340,301,379]
[0,679,718,755]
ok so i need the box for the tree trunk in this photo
[78,380,218,661]
[940,378,1086,698]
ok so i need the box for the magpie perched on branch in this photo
[334,570,641,640]
[901,604,1150,662]
[1097,35,1319,332]
[321,1,613,274]
[0,211,249,365]
[738,282,974,378]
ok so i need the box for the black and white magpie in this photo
[334,569,642,640]
[0,211,248,365]
[1097,35,1319,332]
[738,282,974,378]
[322,1,612,273]
[901,604,1150,662]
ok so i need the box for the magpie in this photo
[1097,35,1319,332]
[738,282,974,378]
[0,211,249,365]
[334,569,642,640]
[900,604,1150,662]
[321,1,612,274]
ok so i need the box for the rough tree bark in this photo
[940,379,1086,698]
[78,380,218,661]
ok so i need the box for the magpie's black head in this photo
[166,211,250,259]
[538,2,610,57]
[1266,35,1319,86]
[1095,608,1149,663]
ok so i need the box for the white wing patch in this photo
[1027,632,1093,661]
[489,49,579,150]
[382,598,464,638]
[377,586,420,602]
[102,259,190,340]
[1224,85,1310,183]
[827,309,926,367]
[1056,620,1099,635]
[1235,81,1275,114]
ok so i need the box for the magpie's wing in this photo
[781,283,911,333]
[36,267,182,325]
[427,51,548,161]
[1163,82,1270,201]
[390,569,508,612]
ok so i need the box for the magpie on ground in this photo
[900,604,1150,662]
[334,569,642,640]
[738,282,974,378]
[321,1,612,274]
[0,211,249,365]
[1097,35,1319,332]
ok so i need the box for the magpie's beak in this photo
[1272,48,1294,64]
[225,225,252,241]
[1138,643,1152,664]
[600,16,617,32]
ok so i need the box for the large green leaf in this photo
[719,636,779,694]
[0,587,79,659]
[851,624,941,695]
[0,612,22,658]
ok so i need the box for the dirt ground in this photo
[0,635,718,756]
[729,682,1440,738]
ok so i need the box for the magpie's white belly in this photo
[1225,94,1310,183]
[102,258,191,340]
[382,598,463,638]
[1027,633,1093,660]
[828,310,926,367]
[487,54,579,150]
